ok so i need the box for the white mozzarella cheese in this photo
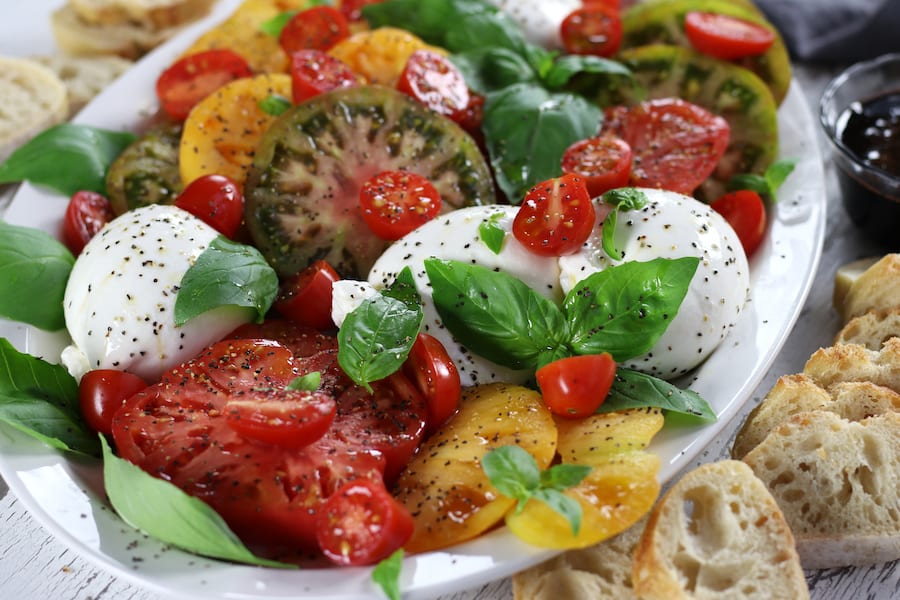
[484,0,580,48]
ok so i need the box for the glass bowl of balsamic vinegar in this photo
[820,53,900,248]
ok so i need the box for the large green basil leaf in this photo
[451,48,539,95]
[605,368,716,421]
[543,54,634,91]
[0,222,73,331]
[174,236,278,326]
[564,257,700,361]
[363,0,500,47]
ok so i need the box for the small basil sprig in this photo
[0,124,136,196]
[605,368,716,422]
[0,339,99,456]
[483,445,591,535]
[174,236,279,326]
[478,211,506,254]
[0,222,74,331]
[258,94,292,116]
[726,158,797,203]
[100,437,292,568]
[371,549,404,600]
[260,10,297,36]
[287,371,321,391]
[600,188,649,261]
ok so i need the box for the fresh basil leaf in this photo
[726,173,769,196]
[174,236,278,326]
[0,222,74,331]
[531,487,583,535]
[258,94,292,116]
[0,339,98,455]
[363,0,498,47]
[100,436,292,568]
[424,258,570,371]
[482,444,540,509]
[601,205,622,260]
[445,9,529,54]
[605,368,716,421]
[382,266,421,313]
[565,257,700,361]
[259,10,297,36]
[483,84,603,201]
[764,158,798,203]
[372,549,404,600]
[287,371,321,391]
[542,54,633,91]
[478,212,506,254]
[540,463,591,490]
[451,48,539,95]
[337,294,422,391]
[0,124,136,196]
[600,188,649,260]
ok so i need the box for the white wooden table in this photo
[0,7,898,597]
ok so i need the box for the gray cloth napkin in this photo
[754,0,900,63]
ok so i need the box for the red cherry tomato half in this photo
[561,136,633,198]
[535,353,616,419]
[711,189,767,257]
[684,11,776,61]
[79,369,148,436]
[402,333,461,434]
[512,173,595,257]
[560,6,623,57]
[174,173,244,238]
[224,388,337,448]
[315,478,414,566]
[274,260,341,330]
[156,49,252,121]
[359,170,442,241]
[582,0,620,10]
[290,49,358,104]
[63,190,114,255]
[396,49,470,123]
[280,6,350,54]
[338,0,384,21]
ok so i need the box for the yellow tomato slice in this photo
[555,408,664,465]
[328,27,447,85]
[179,73,291,187]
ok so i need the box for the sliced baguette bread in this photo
[0,57,69,161]
[31,55,133,116]
[803,337,900,392]
[69,0,216,29]
[51,4,187,58]
[835,307,900,349]
[743,410,900,569]
[838,254,900,323]
[632,460,808,600]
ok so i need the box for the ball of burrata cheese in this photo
[61,204,256,382]
[558,188,750,378]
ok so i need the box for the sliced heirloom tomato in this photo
[536,353,616,419]
[561,135,633,198]
[79,369,148,436]
[512,173,595,257]
[711,189,766,256]
[328,27,447,86]
[224,387,336,448]
[174,173,244,238]
[560,5,623,57]
[316,478,414,566]
[684,11,776,61]
[290,49,359,103]
[156,49,253,121]
[397,50,470,123]
[402,333,461,434]
[279,6,351,54]
[274,260,341,330]
[359,170,442,241]
[63,190,114,255]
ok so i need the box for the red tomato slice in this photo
[289,49,358,104]
[684,11,776,61]
[560,6,623,57]
[338,0,384,21]
[536,353,616,419]
[402,333,461,434]
[711,189,767,256]
[315,478,414,566]
[561,135,633,198]
[174,173,244,238]
[603,98,730,195]
[359,170,442,241]
[279,6,350,54]
[63,190,114,255]
[156,49,252,121]
[274,259,341,330]
[224,387,337,448]
[79,369,148,436]
[396,49,470,122]
[512,173,595,257]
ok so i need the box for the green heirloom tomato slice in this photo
[243,85,496,279]
[598,44,779,202]
[105,123,183,216]
[620,0,791,105]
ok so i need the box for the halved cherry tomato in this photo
[274,260,341,330]
[396,49,470,122]
[63,190,114,255]
[684,11,776,61]
[359,170,442,241]
[560,6,622,57]
[582,0,620,10]
[290,49,358,104]
[402,333,461,434]
[603,98,730,195]
[512,173,595,257]
[561,136,633,198]
[280,6,350,54]
[711,189,767,256]
[224,387,337,448]
[174,173,244,238]
[79,369,148,436]
[339,0,384,22]
[315,478,414,566]
[156,49,252,121]
[535,353,616,419]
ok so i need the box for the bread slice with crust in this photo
[70,0,216,29]
[0,57,69,161]
[835,308,900,350]
[51,4,187,58]
[632,460,808,600]
[838,254,900,323]
[30,54,133,116]
[803,337,900,392]
[743,410,900,569]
